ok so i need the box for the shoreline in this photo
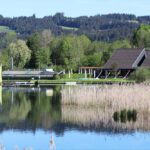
[2,78,135,87]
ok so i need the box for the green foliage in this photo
[9,96,31,121]
[113,109,137,123]
[0,26,14,33]
[127,110,132,122]
[0,48,9,70]
[36,47,51,69]
[113,111,120,122]
[133,24,150,48]
[27,32,41,68]
[62,73,85,79]
[53,74,61,80]
[27,32,52,68]
[132,109,137,122]
[8,40,31,68]
[120,109,127,123]
[130,67,150,82]
[51,35,91,71]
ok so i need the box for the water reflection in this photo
[0,86,61,132]
[0,85,150,134]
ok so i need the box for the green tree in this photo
[36,47,52,69]
[51,35,89,71]
[8,40,31,68]
[133,24,150,48]
[0,48,9,70]
[27,32,41,68]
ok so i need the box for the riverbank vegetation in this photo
[61,84,150,110]
[61,84,150,131]
[0,14,150,82]
[1,24,150,72]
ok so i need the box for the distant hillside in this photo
[0,13,150,41]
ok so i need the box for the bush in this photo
[53,74,60,80]
[62,73,85,79]
[120,109,127,123]
[127,110,132,122]
[132,109,137,122]
[113,111,120,122]
[113,109,137,123]
[130,67,150,82]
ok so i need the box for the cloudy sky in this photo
[0,0,149,17]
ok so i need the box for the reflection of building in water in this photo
[46,89,53,97]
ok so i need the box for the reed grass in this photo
[61,105,150,131]
[61,84,150,112]
[61,84,150,131]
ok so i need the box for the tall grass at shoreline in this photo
[61,84,150,131]
[61,84,150,112]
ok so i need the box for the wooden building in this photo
[100,48,150,78]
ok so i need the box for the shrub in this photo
[120,109,127,123]
[127,110,132,122]
[130,67,150,82]
[113,111,120,122]
[132,109,137,122]
[113,109,137,123]
[53,74,60,80]
[62,73,85,79]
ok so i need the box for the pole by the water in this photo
[0,64,2,85]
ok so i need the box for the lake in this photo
[0,85,150,150]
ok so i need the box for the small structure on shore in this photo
[102,48,150,78]
[80,48,150,78]
[2,69,57,79]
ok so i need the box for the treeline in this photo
[0,30,131,71]
[0,23,150,71]
[0,13,150,42]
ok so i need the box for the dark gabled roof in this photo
[103,48,144,69]
[141,51,150,67]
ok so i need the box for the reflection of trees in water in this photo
[9,93,31,121]
[0,86,61,130]
[61,85,150,132]
[1,85,150,133]
[27,86,61,129]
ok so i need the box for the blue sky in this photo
[0,0,149,17]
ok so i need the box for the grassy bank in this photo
[2,76,134,86]
[37,78,134,84]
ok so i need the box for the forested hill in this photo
[0,13,150,41]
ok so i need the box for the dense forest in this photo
[0,13,150,71]
[0,13,150,42]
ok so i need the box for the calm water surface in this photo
[0,85,149,150]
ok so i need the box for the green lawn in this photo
[0,26,14,33]
[37,78,134,84]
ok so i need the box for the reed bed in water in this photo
[61,105,150,131]
[61,84,150,112]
